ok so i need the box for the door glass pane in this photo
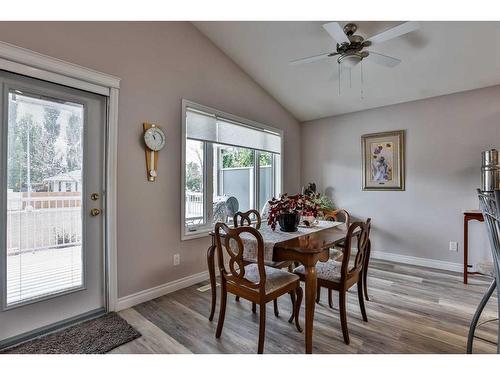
[216,145,255,219]
[259,151,274,213]
[6,91,84,306]
[185,139,205,228]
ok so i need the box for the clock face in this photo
[144,127,166,151]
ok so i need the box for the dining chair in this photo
[322,209,371,303]
[233,209,295,319]
[214,223,303,353]
[294,218,371,345]
[467,189,500,354]
[234,209,262,229]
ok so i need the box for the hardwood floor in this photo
[111,259,498,354]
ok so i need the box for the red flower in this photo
[267,193,319,231]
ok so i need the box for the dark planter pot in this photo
[278,212,300,232]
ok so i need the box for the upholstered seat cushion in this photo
[294,260,343,282]
[242,263,299,294]
[329,248,343,261]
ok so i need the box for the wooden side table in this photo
[463,210,484,284]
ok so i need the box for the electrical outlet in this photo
[173,253,180,266]
[449,241,458,252]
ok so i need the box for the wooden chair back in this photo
[233,209,262,229]
[214,222,266,292]
[340,218,371,281]
[324,208,351,230]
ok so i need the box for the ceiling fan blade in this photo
[367,21,419,45]
[289,52,335,66]
[322,22,350,45]
[366,51,401,67]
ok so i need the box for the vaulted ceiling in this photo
[193,21,500,121]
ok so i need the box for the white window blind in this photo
[186,107,281,154]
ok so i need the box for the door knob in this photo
[90,208,101,216]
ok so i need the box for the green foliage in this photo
[43,107,61,143]
[222,148,253,168]
[314,195,334,211]
[66,113,82,172]
[8,114,46,190]
[221,148,272,168]
[7,98,19,190]
[7,102,82,192]
[42,107,64,178]
[259,152,272,166]
[186,161,202,192]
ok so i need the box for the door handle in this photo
[90,208,101,216]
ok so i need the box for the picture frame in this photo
[361,130,405,191]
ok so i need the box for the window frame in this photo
[181,100,284,240]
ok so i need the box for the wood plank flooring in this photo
[112,259,498,354]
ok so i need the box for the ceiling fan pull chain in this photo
[338,62,341,96]
[360,60,364,99]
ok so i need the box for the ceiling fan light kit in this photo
[337,51,368,68]
[290,21,419,95]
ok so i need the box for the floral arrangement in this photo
[303,182,335,213]
[267,193,320,230]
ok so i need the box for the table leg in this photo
[304,265,317,354]
[207,244,217,321]
[464,217,468,284]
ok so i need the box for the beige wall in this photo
[301,86,500,266]
[0,22,301,297]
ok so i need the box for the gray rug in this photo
[1,312,141,354]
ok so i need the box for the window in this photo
[182,101,282,239]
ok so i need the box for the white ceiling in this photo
[193,21,500,122]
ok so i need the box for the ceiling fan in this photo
[290,21,419,68]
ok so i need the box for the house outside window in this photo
[182,100,282,239]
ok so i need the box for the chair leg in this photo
[252,302,257,313]
[215,281,227,338]
[258,303,266,354]
[207,245,217,321]
[362,271,369,301]
[357,280,368,322]
[294,286,303,333]
[235,295,240,302]
[316,283,321,303]
[288,290,296,323]
[273,299,279,317]
[497,276,500,354]
[328,288,334,309]
[339,289,350,345]
[467,279,496,353]
[363,240,371,301]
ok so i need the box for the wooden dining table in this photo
[206,223,359,354]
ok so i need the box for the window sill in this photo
[182,227,212,241]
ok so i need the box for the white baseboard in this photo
[116,271,210,311]
[115,252,461,311]
[371,251,462,273]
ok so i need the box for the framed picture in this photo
[361,130,405,191]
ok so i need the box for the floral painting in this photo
[371,142,393,183]
[362,131,405,190]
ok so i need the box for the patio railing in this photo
[7,194,82,256]
[186,191,203,218]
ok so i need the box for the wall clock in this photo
[143,123,166,182]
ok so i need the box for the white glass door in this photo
[0,70,106,346]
